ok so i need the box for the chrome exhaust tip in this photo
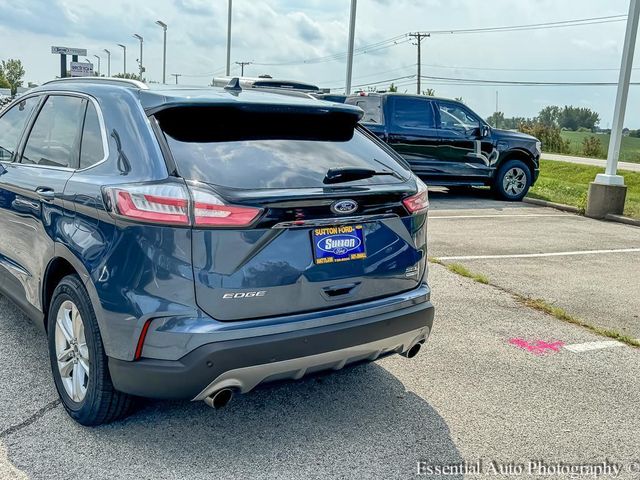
[204,388,234,409]
[402,342,422,359]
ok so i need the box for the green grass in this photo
[444,262,490,284]
[518,297,640,347]
[528,159,640,219]
[557,131,640,164]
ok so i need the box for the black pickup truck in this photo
[345,93,541,201]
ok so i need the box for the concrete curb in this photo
[524,197,640,227]
[605,213,640,227]
[523,197,581,213]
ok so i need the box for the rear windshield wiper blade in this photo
[323,167,398,185]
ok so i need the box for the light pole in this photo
[345,0,357,94]
[84,58,94,76]
[93,54,101,76]
[156,20,167,84]
[117,43,127,75]
[133,34,144,79]
[226,0,232,76]
[586,0,640,218]
[103,49,111,76]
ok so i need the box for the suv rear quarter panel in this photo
[45,85,198,361]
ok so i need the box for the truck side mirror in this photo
[480,125,491,138]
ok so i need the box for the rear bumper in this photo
[108,299,434,400]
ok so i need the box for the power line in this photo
[418,74,640,86]
[251,14,626,68]
[253,35,410,66]
[318,63,417,85]
[420,63,640,73]
[424,14,627,35]
[330,73,640,91]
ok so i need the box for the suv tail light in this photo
[191,188,262,227]
[402,178,429,215]
[104,182,263,227]
[107,183,190,225]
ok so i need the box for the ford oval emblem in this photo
[331,199,358,215]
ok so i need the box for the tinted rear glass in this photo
[346,96,381,123]
[159,107,409,190]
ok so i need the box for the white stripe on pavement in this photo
[437,248,640,261]
[431,214,572,219]
[563,341,625,353]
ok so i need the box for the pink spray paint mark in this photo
[508,338,565,355]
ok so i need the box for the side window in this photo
[79,102,105,169]
[438,103,480,132]
[0,97,38,161]
[390,97,435,129]
[21,95,86,168]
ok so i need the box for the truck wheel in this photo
[48,275,134,426]
[492,160,532,201]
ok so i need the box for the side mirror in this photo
[480,125,491,138]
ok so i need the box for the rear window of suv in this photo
[158,106,409,190]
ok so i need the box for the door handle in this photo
[35,187,56,202]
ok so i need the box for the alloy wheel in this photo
[502,167,527,196]
[55,300,90,402]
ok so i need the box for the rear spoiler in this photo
[153,103,364,143]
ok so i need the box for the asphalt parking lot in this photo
[428,188,640,340]
[0,190,639,479]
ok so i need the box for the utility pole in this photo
[345,0,357,94]
[93,55,101,76]
[156,20,168,84]
[171,73,181,84]
[409,32,429,94]
[226,0,232,76]
[103,49,111,76]
[235,61,251,76]
[495,91,499,128]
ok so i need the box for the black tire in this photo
[492,159,532,201]
[47,274,134,426]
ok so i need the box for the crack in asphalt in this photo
[0,400,61,439]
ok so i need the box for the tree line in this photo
[487,105,601,132]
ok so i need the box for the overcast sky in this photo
[1,0,639,127]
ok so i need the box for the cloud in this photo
[174,0,214,16]
[0,0,636,127]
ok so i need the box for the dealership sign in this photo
[70,62,93,77]
[51,46,88,56]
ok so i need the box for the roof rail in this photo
[43,77,149,90]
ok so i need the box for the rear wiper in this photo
[323,167,398,184]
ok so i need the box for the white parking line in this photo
[430,214,572,219]
[437,248,640,261]
[563,341,625,353]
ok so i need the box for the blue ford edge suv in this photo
[0,78,434,425]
